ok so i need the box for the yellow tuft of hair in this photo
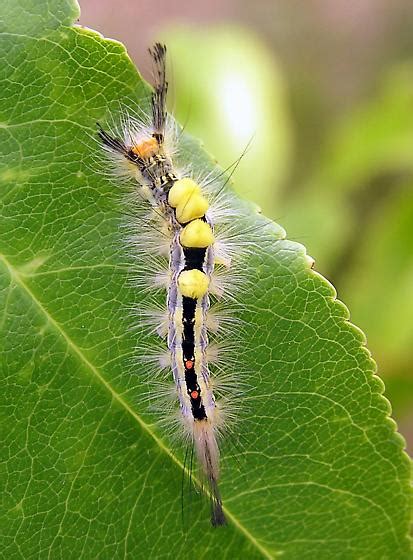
[180,219,215,248]
[176,195,209,223]
[168,178,209,223]
[178,269,209,299]
[168,178,200,207]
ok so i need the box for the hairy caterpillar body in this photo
[98,44,242,526]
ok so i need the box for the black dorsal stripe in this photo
[182,295,207,421]
[180,215,209,421]
[183,247,207,272]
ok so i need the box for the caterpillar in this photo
[97,43,244,527]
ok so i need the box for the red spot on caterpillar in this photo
[191,390,199,399]
[185,360,194,369]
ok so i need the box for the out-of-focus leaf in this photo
[281,66,413,271]
[340,184,413,376]
[162,27,292,214]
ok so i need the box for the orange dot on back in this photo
[191,390,199,399]
[131,137,158,159]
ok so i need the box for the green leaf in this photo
[1,1,411,559]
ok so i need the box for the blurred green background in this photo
[79,0,413,452]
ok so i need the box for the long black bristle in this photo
[211,502,227,527]
[210,478,226,527]
[96,122,127,154]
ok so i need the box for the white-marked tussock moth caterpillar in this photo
[97,44,249,526]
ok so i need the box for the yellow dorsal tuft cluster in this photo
[171,178,215,300]
[180,219,215,248]
[178,269,210,299]
[168,178,209,223]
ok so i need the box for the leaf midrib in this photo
[0,252,277,560]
